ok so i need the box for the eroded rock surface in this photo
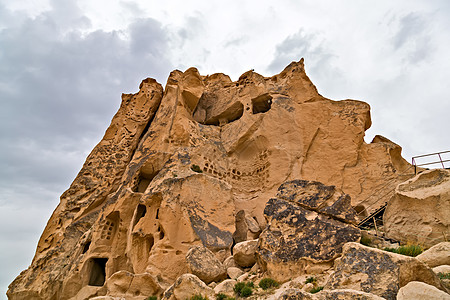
[8,60,416,299]
[325,242,447,300]
[384,169,450,247]
[256,180,361,281]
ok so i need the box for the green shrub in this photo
[190,294,208,300]
[146,297,157,300]
[360,235,372,246]
[310,286,324,294]
[233,282,246,294]
[259,277,280,290]
[383,245,423,257]
[216,294,227,300]
[305,276,316,284]
[234,281,254,297]
[240,286,253,297]
[438,272,450,280]
[191,164,203,173]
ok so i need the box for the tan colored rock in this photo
[227,267,244,279]
[223,256,238,269]
[185,245,227,283]
[233,210,261,242]
[161,274,215,300]
[233,239,258,267]
[213,279,236,297]
[384,169,450,247]
[433,265,450,274]
[105,271,161,299]
[325,242,447,300]
[397,281,450,300]
[417,242,450,267]
[316,289,386,300]
[8,60,417,299]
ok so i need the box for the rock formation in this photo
[8,59,429,299]
[383,169,450,247]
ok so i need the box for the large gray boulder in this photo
[256,180,360,281]
[325,242,448,300]
[397,281,450,300]
[185,246,226,284]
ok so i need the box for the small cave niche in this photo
[132,204,147,230]
[354,204,367,218]
[82,240,91,254]
[252,94,272,114]
[134,166,161,193]
[88,258,108,286]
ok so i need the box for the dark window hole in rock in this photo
[134,169,160,193]
[252,94,272,114]
[155,208,159,219]
[88,258,108,286]
[82,241,91,254]
[132,204,147,230]
[354,204,367,218]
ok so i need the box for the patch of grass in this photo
[360,235,372,246]
[191,164,203,173]
[146,297,157,300]
[438,272,450,280]
[305,276,317,284]
[190,295,208,300]
[259,277,280,290]
[216,294,227,300]
[310,286,324,294]
[234,281,254,297]
[383,245,423,257]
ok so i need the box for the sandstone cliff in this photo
[8,59,418,299]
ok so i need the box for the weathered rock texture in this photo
[256,180,361,281]
[384,169,450,247]
[325,242,448,300]
[8,59,416,299]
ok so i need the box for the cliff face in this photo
[8,59,414,299]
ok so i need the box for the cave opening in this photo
[88,258,108,286]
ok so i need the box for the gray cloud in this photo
[391,12,433,63]
[0,1,173,296]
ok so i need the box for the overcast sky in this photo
[1,0,449,298]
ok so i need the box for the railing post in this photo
[438,153,445,168]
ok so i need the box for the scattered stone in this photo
[325,242,447,300]
[227,267,244,279]
[213,279,236,297]
[237,273,249,282]
[223,256,238,269]
[433,265,450,274]
[161,274,215,300]
[185,245,227,284]
[397,281,450,300]
[416,242,450,267]
[233,239,258,268]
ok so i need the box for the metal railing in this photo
[412,150,450,174]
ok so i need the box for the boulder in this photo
[185,245,227,283]
[325,242,447,300]
[213,279,236,297]
[227,267,244,279]
[223,256,238,269]
[433,265,450,274]
[397,281,450,300]
[256,180,360,282]
[105,271,161,298]
[384,169,450,247]
[277,288,385,300]
[233,239,258,267]
[278,289,315,299]
[233,210,261,243]
[416,242,450,267]
[161,274,215,300]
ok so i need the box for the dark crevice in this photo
[252,94,272,114]
[88,258,108,286]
